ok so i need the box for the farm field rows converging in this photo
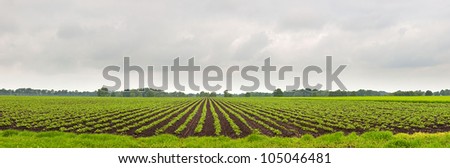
[1,96,450,139]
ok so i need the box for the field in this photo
[1,96,450,147]
[1,130,449,148]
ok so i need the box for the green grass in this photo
[0,129,449,148]
[282,96,450,103]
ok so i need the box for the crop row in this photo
[1,96,450,137]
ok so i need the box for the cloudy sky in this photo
[1,0,449,93]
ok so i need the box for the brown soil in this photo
[216,100,274,136]
[225,102,295,137]
[208,99,237,138]
[164,99,204,135]
[134,100,201,136]
[198,99,216,136]
[210,99,252,137]
[179,99,205,137]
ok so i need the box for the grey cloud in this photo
[1,0,450,91]
[57,24,85,39]
[233,32,271,60]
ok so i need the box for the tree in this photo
[97,87,110,97]
[425,90,433,96]
[122,89,130,97]
[199,91,210,97]
[130,89,141,97]
[210,92,217,97]
[245,92,251,97]
[224,90,232,97]
[273,88,283,97]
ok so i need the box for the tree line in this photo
[0,88,96,96]
[235,89,450,97]
[1,88,450,97]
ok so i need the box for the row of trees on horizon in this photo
[1,88,450,97]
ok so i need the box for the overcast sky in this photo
[1,0,450,93]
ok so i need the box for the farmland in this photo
[1,96,450,140]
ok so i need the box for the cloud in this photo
[231,32,271,60]
[1,0,450,91]
[57,24,86,39]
